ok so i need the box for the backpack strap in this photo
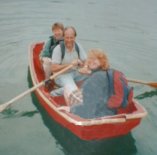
[75,42,80,59]
[59,41,65,61]
[59,41,80,63]
[49,36,59,57]
[106,69,114,96]
[50,36,55,46]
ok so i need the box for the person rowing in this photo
[50,26,88,97]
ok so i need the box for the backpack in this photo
[106,69,133,109]
[50,36,80,61]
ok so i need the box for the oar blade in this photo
[0,64,74,113]
[149,82,157,88]
[0,104,8,113]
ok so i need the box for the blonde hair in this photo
[87,49,110,70]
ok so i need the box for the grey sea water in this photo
[0,0,157,155]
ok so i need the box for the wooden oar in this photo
[0,64,74,112]
[127,78,157,88]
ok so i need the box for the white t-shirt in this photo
[51,42,87,64]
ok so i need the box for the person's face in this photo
[53,28,63,40]
[88,57,101,70]
[64,29,76,49]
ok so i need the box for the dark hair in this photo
[64,26,77,37]
[52,22,64,31]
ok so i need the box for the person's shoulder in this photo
[75,42,82,48]
[91,70,107,80]
[54,44,61,50]
[44,36,52,44]
[75,42,86,55]
[92,70,106,75]
[53,44,61,55]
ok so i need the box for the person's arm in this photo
[51,63,70,73]
[51,59,81,73]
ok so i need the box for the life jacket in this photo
[50,36,80,62]
[49,36,62,57]
[107,69,133,109]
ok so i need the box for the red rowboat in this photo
[29,42,147,140]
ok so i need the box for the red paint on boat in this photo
[28,42,147,140]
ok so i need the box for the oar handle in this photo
[0,64,74,112]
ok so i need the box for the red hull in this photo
[28,42,147,140]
